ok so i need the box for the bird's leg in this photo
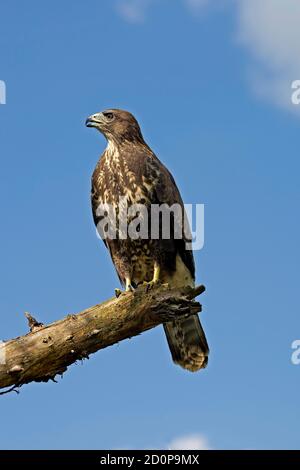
[125,277,135,292]
[143,262,160,291]
[115,277,134,298]
[152,263,160,283]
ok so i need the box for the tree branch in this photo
[0,284,205,393]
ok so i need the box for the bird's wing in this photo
[149,155,195,280]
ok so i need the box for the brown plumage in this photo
[86,109,209,371]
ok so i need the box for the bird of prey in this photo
[86,109,209,371]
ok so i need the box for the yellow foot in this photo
[126,284,135,292]
[125,276,135,292]
[143,262,161,292]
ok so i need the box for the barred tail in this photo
[163,314,209,372]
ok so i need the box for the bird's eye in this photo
[103,112,114,120]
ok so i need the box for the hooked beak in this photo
[85,112,104,128]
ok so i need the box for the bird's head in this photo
[85,109,144,144]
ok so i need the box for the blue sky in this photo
[0,0,300,450]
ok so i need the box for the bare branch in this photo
[25,312,44,332]
[0,284,205,393]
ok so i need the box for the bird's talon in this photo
[126,284,135,292]
[143,280,159,292]
[115,288,122,298]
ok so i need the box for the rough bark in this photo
[0,284,205,394]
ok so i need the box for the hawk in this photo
[86,109,209,371]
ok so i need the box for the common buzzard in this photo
[86,109,209,371]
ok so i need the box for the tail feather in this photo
[163,314,209,372]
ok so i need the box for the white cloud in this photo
[167,433,211,450]
[115,0,300,113]
[115,0,210,23]
[115,0,155,23]
[235,0,300,111]
[185,0,210,13]
[119,434,212,450]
